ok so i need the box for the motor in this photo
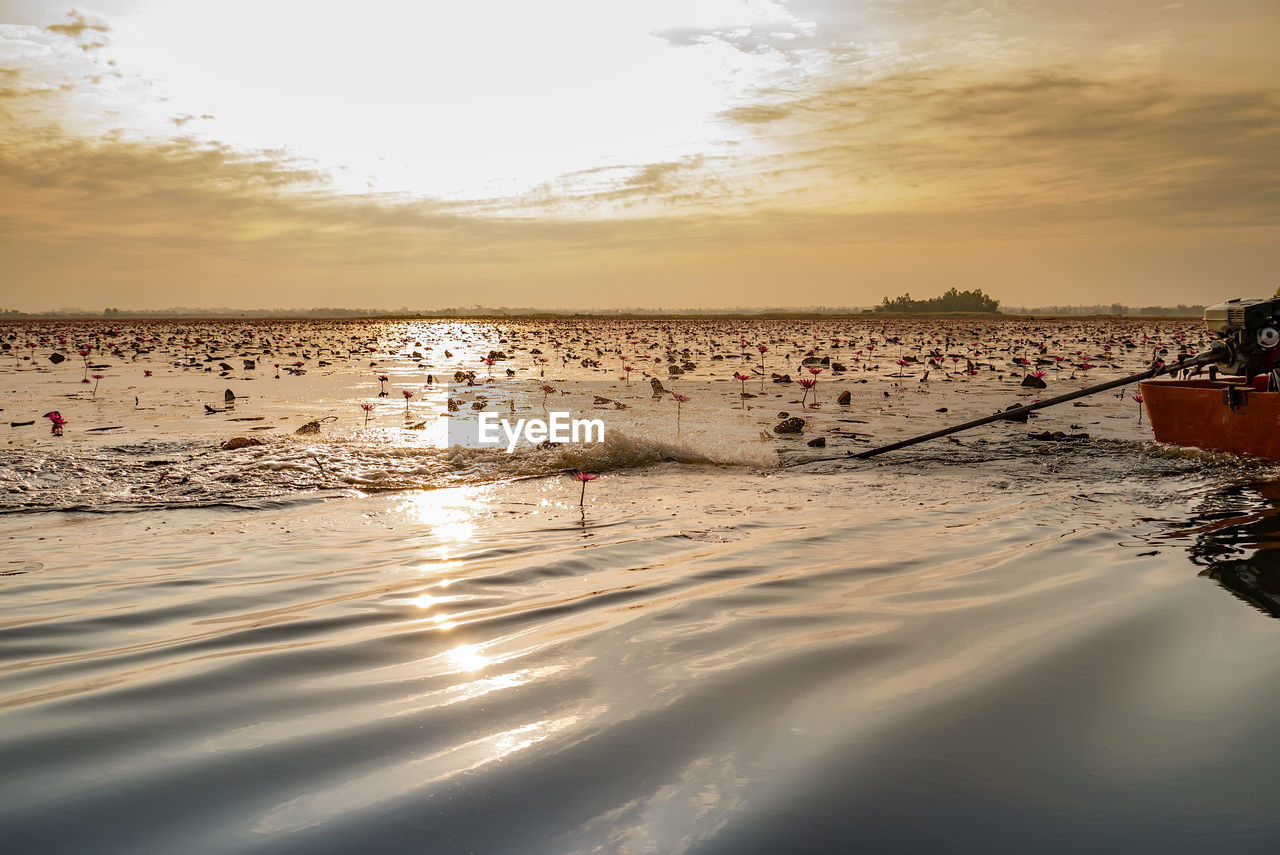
[1203,295,1280,380]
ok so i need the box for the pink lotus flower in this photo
[571,469,599,506]
[43,411,66,436]
[797,375,816,403]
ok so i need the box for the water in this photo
[2,318,1280,853]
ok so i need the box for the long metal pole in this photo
[807,346,1225,463]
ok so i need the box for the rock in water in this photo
[243,359,256,370]
[48,353,66,364]
[1029,431,1090,442]
[1002,404,1030,423]
[650,378,666,394]
[837,390,851,406]
[807,436,826,447]
[1021,375,1047,389]
[221,436,263,450]
[224,389,236,403]
[295,420,322,435]
[773,417,805,434]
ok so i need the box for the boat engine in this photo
[1203,296,1280,378]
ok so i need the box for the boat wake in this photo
[0,430,778,514]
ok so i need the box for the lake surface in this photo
[3,317,1279,854]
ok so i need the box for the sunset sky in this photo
[1,1,1276,312]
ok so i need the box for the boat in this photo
[1139,295,1280,460]
[1140,374,1280,460]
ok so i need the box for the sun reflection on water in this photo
[400,487,489,555]
[449,644,489,672]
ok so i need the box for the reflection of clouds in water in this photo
[557,753,745,855]
[253,711,597,837]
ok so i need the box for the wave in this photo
[0,430,778,514]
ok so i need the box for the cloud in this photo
[170,113,216,126]
[652,2,818,58]
[653,24,810,56]
[718,102,794,125]
[716,66,1280,229]
[0,64,72,101]
[505,155,740,215]
[44,10,109,39]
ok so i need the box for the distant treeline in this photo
[1004,304,1206,317]
[875,288,1001,315]
[0,298,1208,320]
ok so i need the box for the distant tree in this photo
[876,287,1000,314]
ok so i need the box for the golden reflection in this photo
[449,644,489,672]
[400,487,488,553]
[252,711,594,835]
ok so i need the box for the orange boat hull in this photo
[1139,376,1280,460]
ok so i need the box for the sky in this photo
[0,0,1277,312]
